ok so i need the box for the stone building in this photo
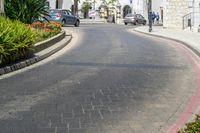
[163,0,200,31]
[163,0,188,29]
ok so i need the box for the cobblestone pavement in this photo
[134,26,200,54]
[0,24,196,133]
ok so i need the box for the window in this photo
[188,0,194,8]
[63,10,68,15]
[67,10,72,15]
[138,15,144,19]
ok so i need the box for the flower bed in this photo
[31,21,62,42]
[0,17,62,66]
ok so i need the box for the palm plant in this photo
[81,1,92,18]
[4,0,49,24]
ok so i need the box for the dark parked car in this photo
[124,14,146,25]
[46,9,80,27]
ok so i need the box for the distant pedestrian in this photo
[112,15,115,23]
[152,12,156,24]
[156,12,160,23]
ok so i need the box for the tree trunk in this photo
[0,0,4,14]
[73,0,78,15]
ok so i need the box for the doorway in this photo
[123,5,132,18]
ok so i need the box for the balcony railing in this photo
[183,12,200,30]
[183,12,192,30]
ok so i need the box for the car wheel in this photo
[62,19,66,26]
[75,20,80,27]
[124,23,127,25]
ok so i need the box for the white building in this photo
[78,0,200,32]
[190,0,200,32]
[78,0,163,20]
[131,0,163,20]
[47,0,73,10]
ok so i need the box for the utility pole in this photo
[148,0,152,32]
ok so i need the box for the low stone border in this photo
[133,29,200,58]
[34,30,66,53]
[0,31,72,75]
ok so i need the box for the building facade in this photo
[163,0,200,31]
[190,0,200,32]
[115,0,163,24]
[47,0,73,10]
[163,0,188,29]
[78,0,200,31]
[83,0,163,21]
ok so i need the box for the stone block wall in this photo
[163,0,188,29]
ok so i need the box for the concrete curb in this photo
[133,28,200,58]
[34,30,66,53]
[0,32,72,76]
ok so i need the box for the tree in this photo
[81,1,92,18]
[101,0,117,6]
[4,0,49,24]
[73,0,80,15]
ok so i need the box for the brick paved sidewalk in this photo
[134,26,200,55]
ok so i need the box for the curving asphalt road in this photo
[0,24,198,133]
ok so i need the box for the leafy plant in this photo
[81,1,92,18]
[4,0,49,24]
[0,17,37,66]
[178,115,200,133]
[101,0,117,6]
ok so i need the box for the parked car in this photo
[124,14,146,25]
[46,9,80,27]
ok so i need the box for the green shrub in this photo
[4,0,49,24]
[0,17,37,66]
[178,115,200,133]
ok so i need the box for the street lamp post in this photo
[148,0,152,32]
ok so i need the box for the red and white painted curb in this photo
[167,42,200,133]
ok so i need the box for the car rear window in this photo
[125,14,135,17]
[49,10,61,15]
